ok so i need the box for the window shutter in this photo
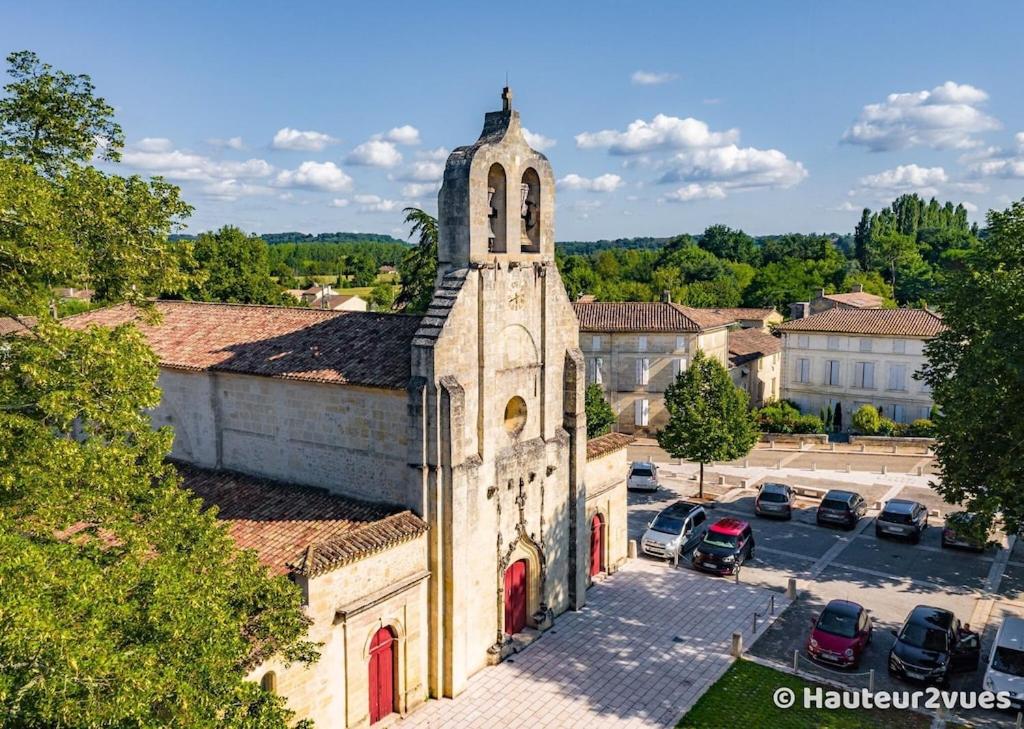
[676,336,686,351]
[864,362,874,389]
[592,335,602,351]
[637,335,647,351]
[673,358,685,378]
[636,357,649,385]
[641,398,649,425]
[594,357,603,385]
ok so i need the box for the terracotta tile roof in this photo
[62,300,420,390]
[573,302,734,333]
[178,463,427,577]
[707,307,780,321]
[586,432,636,461]
[0,316,37,336]
[776,308,944,337]
[728,328,782,366]
[821,291,884,308]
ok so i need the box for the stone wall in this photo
[584,446,629,573]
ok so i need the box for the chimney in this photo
[816,288,826,299]
[850,283,864,293]
[790,302,810,320]
[661,290,672,304]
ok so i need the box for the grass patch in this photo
[678,660,931,728]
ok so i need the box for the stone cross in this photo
[502,85,513,112]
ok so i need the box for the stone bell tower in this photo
[410,88,588,699]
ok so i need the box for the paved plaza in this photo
[399,560,786,729]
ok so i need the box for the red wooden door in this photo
[368,627,395,724]
[504,559,528,635]
[590,514,604,577]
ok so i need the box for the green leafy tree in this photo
[851,404,881,434]
[921,199,1024,535]
[180,226,286,305]
[395,207,438,313]
[657,350,758,498]
[346,251,377,287]
[0,51,317,726]
[585,383,615,438]
[698,224,759,265]
[0,50,123,175]
[369,281,396,311]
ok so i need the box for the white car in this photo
[627,461,659,492]
[984,616,1024,706]
[641,502,708,560]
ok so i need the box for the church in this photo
[66,89,632,727]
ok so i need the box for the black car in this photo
[888,605,980,685]
[755,482,794,520]
[876,499,929,543]
[816,490,867,530]
[691,518,755,576]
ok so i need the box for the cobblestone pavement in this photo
[399,560,787,729]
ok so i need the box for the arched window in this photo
[520,167,541,253]
[487,163,507,253]
[260,671,277,694]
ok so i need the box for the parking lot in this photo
[627,445,1022,727]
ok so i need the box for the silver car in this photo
[641,502,708,560]
[627,461,659,492]
[875,499,928,543]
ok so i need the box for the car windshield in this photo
[820,499,849,511]
[650,514,684,534]
[703,531,738,549]
[993,647,1024,677]
[900,623,948,652]
[882,510,914,525]
[816,608,858,639]
[759,491,788,503]
[632,467,653,478]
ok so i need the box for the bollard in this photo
[769,440,775,450]
[1016,711,1022,729]
[881,465,888,475]
[731,631,743,657]
[628,539,638,559]
[830,442,836,452]
[869,669,875,693]
[719,475,727,485]
[744,459,749,468]
[811,462,817,472]
[776,460,783,470]
[845,464,852,474]
[916,466,924,476]
[861,444,866,453]
[793,649,799,671]
[673,548,679,569]
[787,577,797,600]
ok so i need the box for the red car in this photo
[691,518,755,575]
[807,599,873,669]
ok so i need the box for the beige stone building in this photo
[708,306,782,332]
[573,301,734,433]
[66,89,631,728]
[790,284,884,319]
[728,328,782,407]
[776,308,943,428]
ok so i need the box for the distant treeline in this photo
[555,234,853,257]
[170,231,407,245]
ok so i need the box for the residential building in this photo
[727,328,782,407]
[573,301,734,433]
[64,89,631,728]
[320,293,368,311]
[708,307,782,332]
[789,284,884,319]
[776,308,943,428]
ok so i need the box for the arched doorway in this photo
[590,514,605,577]
[504,559,529,635]
[368,626,396,724]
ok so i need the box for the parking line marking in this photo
[756,546,818,563]
[828,561,981,595]
[984,534,1016,594]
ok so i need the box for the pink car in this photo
[807,599,873,669]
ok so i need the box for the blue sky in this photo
[6,0,1024,240]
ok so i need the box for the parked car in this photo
[876,499,929,543]
[806,599,873,669]
[983,616,1024,707]
[641,502,709,560]
[691,518,755,576]
[816,489,868,530]
[888,605,980,685]
[627,461,659,492]
[941,512,989,551]
[755,482,794,520]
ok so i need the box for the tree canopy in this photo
[395,207,438,314]
[584,384,615,439]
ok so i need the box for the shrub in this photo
[792,414,826,434]
[755,400,801,433]
[851,404,881,434]
[906,418,935,437]
[876,417,898,436]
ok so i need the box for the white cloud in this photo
[522,128,556,151]
[329,198,350,208]
[401,182,440,197]
[274,161,354,192]
[557,173,624,192]
[962,201,979,212]
[417,146,449,161]
[353,194,408,214]
[208,136,245,150]
[381,125,421,145]
[842,81,1000,151]
[631,70,677,86]
[661,183,727,203]
[828,201,860,212]
[122,141,273,183]
[271,127,339,151]
[395,160,444,182]
[963,132,1024,179]
[856,164,948,196]
[200,179,273,201]
[576,114,739,155]
[346,139,403,167]
[658,144,807,192]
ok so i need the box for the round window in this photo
[504,396,527,435]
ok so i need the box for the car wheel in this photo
[911,531,921,545]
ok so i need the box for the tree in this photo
[920,199,1024,536]
[853,208,872,270]
[179,226,286,305]
[852,404,881,434]
[346,251,377,287]
[369,281,396,311]
[0,51,316,726]
[656,350,758,498]
[585,384,615,438]
[0,50,123,175]
[698,224,759,265]
[833,401,843,432]
[394,207,438,314]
